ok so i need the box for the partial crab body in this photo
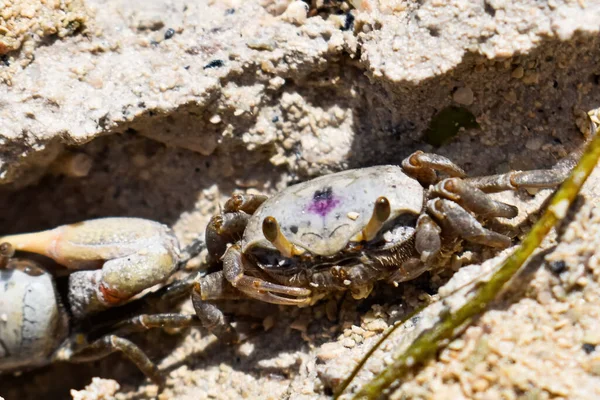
[0,260,68,371]
[0,217,183,318]
[243,165,424,256]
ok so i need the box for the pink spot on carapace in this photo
[307,187,341,217]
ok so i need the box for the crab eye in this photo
[262,216,305,258]
[262,216,279,243]
[374,196,391,222]
[0,242,14,258]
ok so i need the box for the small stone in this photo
[365,319,388,332]
[263,315,275,331]
[342,338,356,348]
[209,114,222,124]
[164,28,175,40]
[472,378,489,392]
[548,260,566,274]
[452,87,474,105]
[237,341,255,357]
[317,343,345,361]
[522,70,540,85]
[583,343,596,354]
[290,316,310,332]
[347,211,359,220]
[511,66,524,79]
[282,1,309,25]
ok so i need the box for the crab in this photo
[190,151,567,343]
[0,217,203,385]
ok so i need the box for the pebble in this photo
[453,87,474,105]
[282,1,308,25]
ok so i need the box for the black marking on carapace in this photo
[313,186,334,201]
[290,225,299,234]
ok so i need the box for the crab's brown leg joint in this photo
[353,196,391,242]
[206,212,251,262]
[414,214,441,264]
[222,244,312,305]
[191,279,239,345]
[65,335,164,387]
[402,150,467,185]
[262,216,305,258]
[465,169,568,193]
[428,199,511,248]
[432,178,518,219]
[109,313,201,337]
[224,193,268,213]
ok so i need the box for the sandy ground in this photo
[1,0,600,399]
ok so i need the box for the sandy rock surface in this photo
[1,0,600,399]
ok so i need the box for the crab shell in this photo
[242,165,424,256]
[0,260,68,371]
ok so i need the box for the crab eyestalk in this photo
[353,196,391,242]
[0,242,14,269]
[262,216,305,257]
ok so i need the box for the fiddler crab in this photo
[191,151,567,343]
[0,217,203,386]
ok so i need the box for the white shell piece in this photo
[0,262,67,371]
[243,165,424,256]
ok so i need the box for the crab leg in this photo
[189,270,246,343]
[223,193,268,213]
[402,150,466,185]
[222,244,312,304]
[352,196,391,242]
[432,178,518,218]
[427,199,512,248]
[60,335,164,386]
[262,216,305,257]
[206,212,251,261]
[414,214,442,264]
[108,313,201,337]
[465,168,568,193]
[387,257,434,286]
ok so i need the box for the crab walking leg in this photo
[68,248,178,318]
[432,178,519,218]
[223,193,268,213]
[427,199,512,248]
[402,150,467,185]
[206,212,251,261]
[222,244,312,304]
[109,313,202,337]
[387,258,435,286]
[414,215,442,264]
[62,335,164,386]
[190,271,246,344]
[465,168,568,193]
[178,237,206,266]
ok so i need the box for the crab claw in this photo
[262,216,305,257]
[352,196,391,242]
